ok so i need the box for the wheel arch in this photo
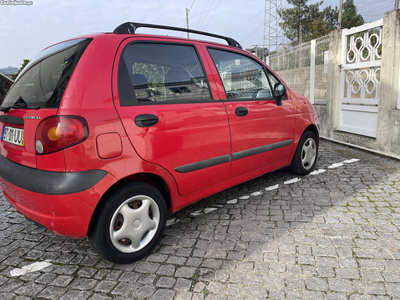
[290,124,319,165]
[304,124,319,144]
[88,173,172,234]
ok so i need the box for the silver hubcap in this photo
[109,195,160,253]
[301,138,316,170]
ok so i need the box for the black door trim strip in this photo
[174,140,293,173]
[232,139,293,161]
[175,154,231,173]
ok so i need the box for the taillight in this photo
[35,116,88,155]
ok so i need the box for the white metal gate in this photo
[338,19,383,138]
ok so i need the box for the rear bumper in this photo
[0,154,117,238]
[0,154,107,195]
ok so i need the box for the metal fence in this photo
[268,35,330,103]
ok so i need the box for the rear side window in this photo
[208,48,273,100]
[118,43,211,105]
[2,39,91,108]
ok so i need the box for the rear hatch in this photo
[0,38,91,168]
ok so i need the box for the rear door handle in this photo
[235,107,248,117]
[134,114,159,127]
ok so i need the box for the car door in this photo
[112,39,231,196]
[203,46,295,178]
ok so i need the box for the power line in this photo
[203,0,222,31]
[358,3,393,16]
[189,0,196,11]
[225,11,264,35]
[241,23,264,44]
[196,0,212,30]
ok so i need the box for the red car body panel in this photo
[0,174,117,238]
[111,37,231,196]
[0,32,319,239]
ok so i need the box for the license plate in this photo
[1,126,24,147]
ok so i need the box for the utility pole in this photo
[186,8,190,38]
[299,24,302,45]
[338,0,343,30]
[395,0,399,9]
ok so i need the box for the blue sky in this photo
[0,0,395,69]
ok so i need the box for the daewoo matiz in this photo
[0,22,319,264]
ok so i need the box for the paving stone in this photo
[37,286,67,299]
[382,272,400,283]
[69,278,98,290]
[88,294,113,300]
[302,290,325,300]
[156,265,176,276]
[94,280,117,293]
[306,277,328,292]
[386,282,400,298]
[105,270,123,280]
[111,282,133,296]
[135,285,156,298]
[119,271,140,282]
[202,259,223,269]
[149,289,176,300]
[174,278,192,291]
[335,268,360,279]
[328,278,354,293]
[35,273,57,285]
[174,291,192,300]
[50,275,74,287]
[138,274,156,285]
[14,282,45,297]
[242,286,268,298]
[60,290,92,300]
[175,267,196,278]
[77,267,97,278]
[135,262,160,274]
[156,277,176,288]
[1,279,24,293]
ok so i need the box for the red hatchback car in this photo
[0,22,319,264]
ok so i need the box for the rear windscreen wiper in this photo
[0,97,40,114]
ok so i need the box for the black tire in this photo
[290,131,318,175]
[88,182,167,264]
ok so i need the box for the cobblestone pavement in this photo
[1,140,400,300]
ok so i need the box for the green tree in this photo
[323,5,339,32]
[0,79,5,102]
[278,0,341,43]
[11,59,31,81]
[341,0,364,29]
[0,76,12,104]
[277,0,323,44]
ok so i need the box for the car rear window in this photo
[118,43,211,105]
[2,39,92,108]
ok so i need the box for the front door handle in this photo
[235,107,248,117]
[134,114,159,127]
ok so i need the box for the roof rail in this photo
[113,22,242,49]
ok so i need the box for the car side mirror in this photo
[273,83,286,106]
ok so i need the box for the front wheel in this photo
[290,131,318,175]
[88,182,167,264]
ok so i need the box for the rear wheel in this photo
[290,131,318,175]
[88,182,167,264]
